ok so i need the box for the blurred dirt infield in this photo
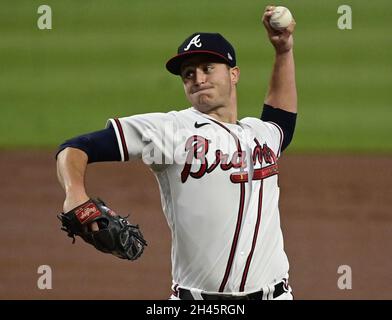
[1,151,391,300]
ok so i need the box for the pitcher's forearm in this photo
[265,49,297,113]
[57,147,89,211]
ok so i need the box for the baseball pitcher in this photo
[56,6,297,300]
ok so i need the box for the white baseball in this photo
[269,6,293,30]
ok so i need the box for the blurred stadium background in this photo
[0,0,391,152]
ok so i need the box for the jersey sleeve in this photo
[107,112,178,166]
[264,121,284,158]
[242,117,284,159]
[261,104,296,152]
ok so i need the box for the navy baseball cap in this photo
[166,32,237,75]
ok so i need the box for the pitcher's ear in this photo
[231,66,240,84]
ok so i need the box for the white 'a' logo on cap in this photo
[184,34,202,51]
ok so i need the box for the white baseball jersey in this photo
[107,106,289,293]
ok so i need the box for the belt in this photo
[178,280,288,300]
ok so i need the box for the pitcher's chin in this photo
[195,96,216,110]
[193,104,216,115]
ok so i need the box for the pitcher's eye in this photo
[182,68,194,79]
[186,71,194,79]
[204,64,214,73]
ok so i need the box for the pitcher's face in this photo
[181,56,239,113]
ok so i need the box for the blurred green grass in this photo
[0,0,391,152]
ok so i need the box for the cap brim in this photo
[165,50,233,75]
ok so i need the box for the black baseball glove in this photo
[58,198,147,261]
